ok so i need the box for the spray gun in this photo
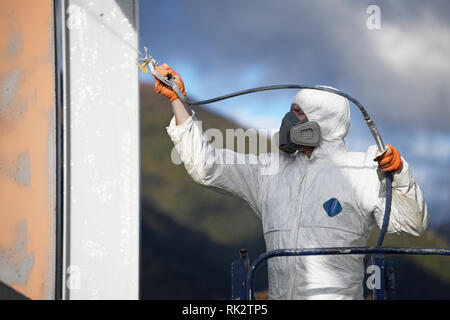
[136,46,187,104]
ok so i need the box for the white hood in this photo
[292,88,350,142]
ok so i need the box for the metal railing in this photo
[232,247,450,300]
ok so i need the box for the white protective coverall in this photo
[166,89,429,300]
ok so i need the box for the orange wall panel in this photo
[0,0,56,299]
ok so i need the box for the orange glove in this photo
[153,64,186,102]
[374,144,403,172]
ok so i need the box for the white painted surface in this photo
[64,0,139,299]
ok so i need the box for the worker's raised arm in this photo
[171,98,192,125]
[153,64,263,217]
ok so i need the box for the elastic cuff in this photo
[391,157,411,189]
[166,110,197,143]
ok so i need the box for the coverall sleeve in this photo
[361,147,429,236]
[166,111,262,216]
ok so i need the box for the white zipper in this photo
[289,166,309,299]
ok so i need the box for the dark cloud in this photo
[141,0,449,129]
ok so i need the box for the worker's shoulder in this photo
[343,145,378,168]
[257,151,291,162]
[254,151,295,174]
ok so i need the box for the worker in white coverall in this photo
[153,64,429,300]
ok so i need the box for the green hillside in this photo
[140,84,264,245]
[140,83,450,299]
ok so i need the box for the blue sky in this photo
[139,0,450,225]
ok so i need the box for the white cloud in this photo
[219,104,281,130]
[374,19,449,76]
[409,131,450,162]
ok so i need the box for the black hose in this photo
[377,173,393,246]
[185,85,385,152]
[187,85,370,119]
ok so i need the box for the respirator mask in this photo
[278,110,321,154]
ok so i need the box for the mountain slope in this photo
[141,198,267,299]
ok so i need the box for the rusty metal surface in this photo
[0,0,56,300]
